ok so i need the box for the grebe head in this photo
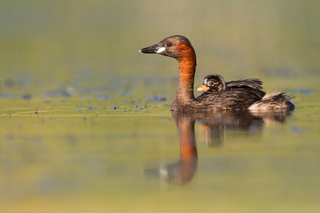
[197,74,226,92]
[139,35,194,60]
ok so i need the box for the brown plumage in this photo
[198,74,295,111]
[248,92,295,111]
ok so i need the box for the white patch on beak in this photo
[156,47,166,53]
[159,168,168,177]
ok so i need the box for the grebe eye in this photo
[208,82,214,86]
[167,42,172,47]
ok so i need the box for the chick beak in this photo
[197,85,209,92]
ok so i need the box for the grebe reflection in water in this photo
[143,110,292,185]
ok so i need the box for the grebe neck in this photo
[172,52,197,110]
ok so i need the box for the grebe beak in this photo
[197,85,209,92]
[139,44,165,54]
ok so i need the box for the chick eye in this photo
[167,42,172,47]
[208,82,214,86]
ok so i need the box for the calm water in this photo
[1,99,320,213]
[1,1,320,213]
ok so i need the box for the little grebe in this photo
[139,35,295,112]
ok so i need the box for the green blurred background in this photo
[1,0,319,102]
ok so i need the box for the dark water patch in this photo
[45,88,74,98]
[288,88,313,96]
[21,94,32,100]
[77,105,101,110]
[129,100,143,104]
[153,97,167,102]
[0,93,14,99]
[123,105,155,112]
[134,106,145,110]
[146,96,168,103]
[297,88,313,95]
[107,106,120,110]
[290,125,305,135]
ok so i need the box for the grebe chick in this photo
[197,74,263,94]
[197,75,295,111]
[197,74,226,94]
